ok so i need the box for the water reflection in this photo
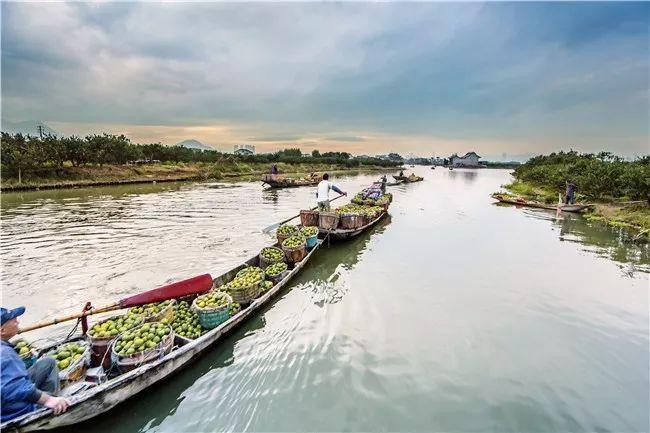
[446,169,478,183]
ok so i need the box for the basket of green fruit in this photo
[259,246,285,269]
[282,235,307,263]
[260,280,274,294]
[300,209,319,227]
[265,261,288,283]
[276,224,299,243]
[192,291,232,330]
[112,322,174,373]
[44,340,90,385]
[11,339,37,369]
[171,301,203,343]
[300,225,319,248]
[129,299,176,324]
[229,302,241,317]
[87,313,144,368]
[223,266,265,304]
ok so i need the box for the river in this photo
[1,168,648,432]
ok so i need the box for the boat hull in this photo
[2,242,322,432]
[493,196,590,213]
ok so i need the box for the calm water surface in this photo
[1,168,648,432]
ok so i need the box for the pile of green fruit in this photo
[172,301,202,340]
[377,193,392,205]
[277,224,299,236]
[48,342,87,371]
[260,280,274,293]
[129,300,174,319]
[229,302,241,316]
[265,262,288,278]
[228,266,265,290]
[87,314,144,339]
[260,247,285,263]
[194,291,231,310]
[300,226,318,238]
[113,323,171,357]
[351,193,365,205]
[282,235,306,249]
[13,340,32,358]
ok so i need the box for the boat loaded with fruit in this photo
[2,185,393,432]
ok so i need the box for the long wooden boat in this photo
[318,211,387,241]
[1,241,322,432]
[261,174,319,189]
[492,194,591,213]
[392,175,423,183]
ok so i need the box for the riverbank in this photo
[0,162,398,192]
[501,180,650,236]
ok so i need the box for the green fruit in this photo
[300,226,318,237]
[18,346,30,356]
[277,224,299,236]
[260,247,285,263]
[58,359,70,370]
[282,235,305,249]
[265,262,288,278]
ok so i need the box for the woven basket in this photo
[192,292,233,329]
[226,282,260,305]
[129,300,176,324]
[268,269,289,284]
[44,340,90,387]
[112,324,174,373]
[300,210,319,226]
[283,243,307,263]
[259,247,285,269]
[319,212,339,230]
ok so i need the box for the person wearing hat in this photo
[1,306,70,422]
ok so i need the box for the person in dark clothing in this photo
[1,306,70,422]
[565,181,577,204]
[271,164,278,175]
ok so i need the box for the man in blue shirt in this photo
[1,306,70,423]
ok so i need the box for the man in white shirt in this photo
[316,173,347,211]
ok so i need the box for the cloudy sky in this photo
[2,2,648,157]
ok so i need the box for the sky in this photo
[1,2,649,158]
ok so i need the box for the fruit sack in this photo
[281,235,307,263]
[43,340,90,383]
[12,339,37,369]
[300,209,319,227]
[265,261,288,283]
[172,301,203,341]
[192,291,233,330]
[111,322,174,373]
[276,224,299,243]
[259,246,285,269]
[129,299,176,323]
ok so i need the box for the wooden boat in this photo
[492,194,591,213]
[1,241,322,432]
[386,180,404,186]
[318,211,387,241]
[261,174,319,188]
[393,175,423,183]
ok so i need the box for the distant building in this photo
[450,152,482,168]
[234,144,256,155]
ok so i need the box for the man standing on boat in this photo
[316,173,347,211]
[565,181,577,204]
[1,306,70,422]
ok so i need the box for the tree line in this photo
[0,133,399,182]
[513,151,649,201]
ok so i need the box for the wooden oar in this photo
[18,273,214,334]
[262,194,345,234]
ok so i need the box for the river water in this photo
[1,168,648,432]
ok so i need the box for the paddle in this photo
[262,194,345,234]
[18,273,214,334]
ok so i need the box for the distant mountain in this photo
[1,120,59,137]
[176,139,214,151]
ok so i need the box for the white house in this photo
[450,152,482,168]
[234,144,255,155]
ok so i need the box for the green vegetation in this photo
[502,151,650,235]
[512,151,649,201]
[0,132,399,188]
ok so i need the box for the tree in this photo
[312,149,321,157]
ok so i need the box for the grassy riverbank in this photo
[502,180,650,236]
[0,161,396,191]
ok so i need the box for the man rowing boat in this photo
[316,173,347,211]
[1,306,70,422]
